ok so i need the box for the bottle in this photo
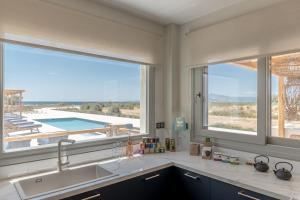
[165,138,170,151]
[126,134,133,158]
[201,137,212,159]
[170,138,176,152]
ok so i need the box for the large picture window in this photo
[2,43,148,152]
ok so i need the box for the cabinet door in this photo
[138,167,175,200]
[174,167,210,200]
[61,167,174,200]
[99,175,143,200]
[62,176,143,200]
[210,179,278,200]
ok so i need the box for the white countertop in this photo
[0,151,299,200]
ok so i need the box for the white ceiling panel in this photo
[92,0,286,25]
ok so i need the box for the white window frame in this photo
[192,57,267,145]
[0,40,155,166]
[192,52,300,151]
[266,54,300,149]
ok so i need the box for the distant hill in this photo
[208,94,256,103]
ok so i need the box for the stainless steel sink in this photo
[14,164,116,200]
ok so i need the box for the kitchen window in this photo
[0,42,153,156]
[203,59,258,135]
[270,52,300,141]
[193,52,300,148]
[193,57,267,145]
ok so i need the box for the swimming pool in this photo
[36,118,107,131]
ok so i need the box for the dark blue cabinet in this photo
[62,167,173,200]
[174,167,210,200]
[210,179,277,200]
[139,167,175,200]
[62,166,278,200]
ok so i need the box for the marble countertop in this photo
[0,151,299,200]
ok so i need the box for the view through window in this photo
[204,59,258,135]
[271,52,300,140]
[3,43,146,151]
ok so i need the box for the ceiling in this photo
[92,0,286,26]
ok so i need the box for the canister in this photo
[170,139,176,152]
[190,143,200,156]
[165,138,170,151]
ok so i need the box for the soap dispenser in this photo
[126,134,133,158]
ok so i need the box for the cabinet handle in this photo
[237,191,260,200]
[81,193,101,200]
[184,173,199,180]
[145,174,160,181]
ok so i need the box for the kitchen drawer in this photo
[210,179,278,200]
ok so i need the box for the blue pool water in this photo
[36,118,107,131]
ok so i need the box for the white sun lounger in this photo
[5,116,27,121]
[5,119,28,123]
[4,114,25,119]
[10,121,34,125]
[16,124,42,133]
[5,131,33,150]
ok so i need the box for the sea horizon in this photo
[23,101,140,105]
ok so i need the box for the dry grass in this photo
[208,102,257,132]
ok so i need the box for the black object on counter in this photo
[254,155,269,172]
[273,162,293,181]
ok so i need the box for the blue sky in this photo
[208,63,278,98]
[4,43,141,102]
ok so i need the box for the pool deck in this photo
[4,108,140,149]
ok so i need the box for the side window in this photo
[203,59,258,135]
[270,52,300,140]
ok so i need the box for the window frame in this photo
[0,40,155,166]
[192,52,300,149]
[266,54,300,149]
[192,57,267,145]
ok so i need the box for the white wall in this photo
[164,24,180,130]
[179,0,300,123]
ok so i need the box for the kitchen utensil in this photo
[253,155,269,172]
[273,162,293,181]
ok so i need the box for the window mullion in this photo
[202,67,208,129]
[0,42,3,153]
[265,56,272,139]
[257,57,268,145]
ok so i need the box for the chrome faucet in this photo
[57,139,75,172]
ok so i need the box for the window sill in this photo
[0,133,149,167]
[198,129,265,145]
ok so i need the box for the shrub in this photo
[107,105,120,115]
[80,104,90,110]
[210,123,255,132]
[89,103,103,112]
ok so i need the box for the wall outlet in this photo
[156,122,165,129]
